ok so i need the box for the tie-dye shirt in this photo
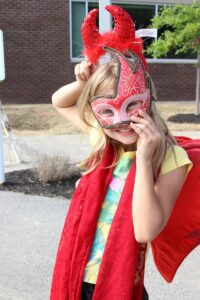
[82,151,136,284]
[82,146,192,284]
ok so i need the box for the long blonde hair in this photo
[77,62,177,178]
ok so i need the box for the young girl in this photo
[50,5,199,300]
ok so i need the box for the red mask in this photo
[90,48,151,129]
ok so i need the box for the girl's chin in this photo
[119,137,138,145]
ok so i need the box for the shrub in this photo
[33,153,80,183]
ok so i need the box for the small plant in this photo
[33,153,80,183]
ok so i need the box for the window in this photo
[70,1,99,60]
[71,1,86,59]
[70,1,197,62]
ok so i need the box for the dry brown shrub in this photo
[33,153,80,183]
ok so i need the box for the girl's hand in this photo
[130,110,162,161]
[74,60,93,88]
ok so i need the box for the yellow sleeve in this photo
[160,145,193,176]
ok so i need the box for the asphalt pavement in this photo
[0,191,200,300]
[0,131,200,299]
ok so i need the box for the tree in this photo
[147,2,200,115]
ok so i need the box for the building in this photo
[0,0,197,104]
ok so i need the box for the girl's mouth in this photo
[114,127,134,136]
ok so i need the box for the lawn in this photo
[3,101,200,136]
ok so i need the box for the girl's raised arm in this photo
[52,61,93,132]
[52,81,84,108]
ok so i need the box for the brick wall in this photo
[149,63,196,101]
[0,0,74,104]
[0,0,197,104]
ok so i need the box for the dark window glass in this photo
[71,1,85,58]
[88,2,98,11]
[158,5,165,13]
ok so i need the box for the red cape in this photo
[151,136,200,282]
[50,136,200,299]
[50,142,146,300]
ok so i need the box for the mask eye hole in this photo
[126,100,143,113]
[98,109,114,117]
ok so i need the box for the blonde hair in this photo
[77,62,177,178]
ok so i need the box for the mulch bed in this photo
[0,169,81,199]
[168,113,200,123]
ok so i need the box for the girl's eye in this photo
[126,101,143,112]
[98,109,114,117]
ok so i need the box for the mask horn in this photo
[106,5,147,70]
[81,9,103,63]
[105,5,135,43]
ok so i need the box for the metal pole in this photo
[99,0,112,34]
[0,30,5,82]
[0,29,5,184]
[99,0,112,64]
[0,124,5,184]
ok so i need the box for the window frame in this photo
[69,0,198,64]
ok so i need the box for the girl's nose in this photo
[120,110,129,122]
[115,111,122,123]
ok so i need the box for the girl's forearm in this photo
[52,81,83,108]
[132,159,165,243]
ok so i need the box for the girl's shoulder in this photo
[160,144,193,176]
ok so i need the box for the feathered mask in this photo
[81,5,153,129]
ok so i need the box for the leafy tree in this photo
[147,2,200,115]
